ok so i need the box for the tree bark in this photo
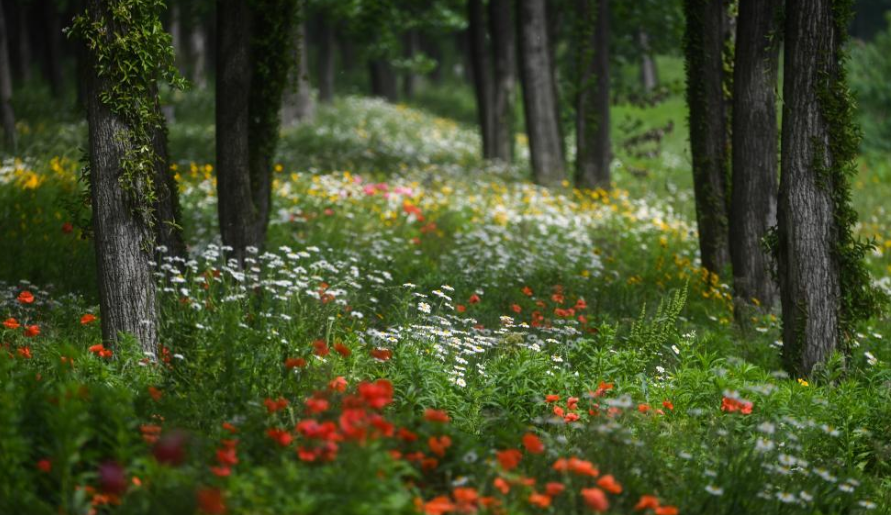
[84,0,158,354]
[402,30,419,98]
[489,0,516,162]
[370,59,398,102]
[778,0,848,375]
[318,14,335,103]
[189,21,208,89]
[468,0,496,159]
[14,1,31,84]
[0,0,16,152]
[639,30,658,92]
[422,35,443,85]
[169,2,186,75]
[518,0,565,186]
[151,96,186,258]
[683,0,730,274]
[281,21,314,125]
[575,0,611,190]
[729,0,779,313]
[216,0,256,264]
[41,0,63,97]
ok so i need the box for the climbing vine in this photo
[69,0,185,227]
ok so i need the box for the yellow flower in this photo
[797,378,809,387]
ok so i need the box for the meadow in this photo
[1,74,891,514]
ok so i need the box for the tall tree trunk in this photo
[14,2,31,84]
[338,27,356,73]
[518,0,565,186]
[575,0,611,190]
[729,0,779,314]
[189,21,208,89]
[683,0,730,274]
[370,59,398,102]
[422,35,443,85]
[639,30,658,92]
[0,0,16,152]
[402,30,419,98]
[778,0,864,376]
[318,14,335,103]
[281,21,314,125]
[151,95,186,258]
[216,0,255,264]
[169,2,186,75]
[488,0,516,162]
[42,0,63,97]
[457,30,474,86]
[468,0,496,158]
[84,0,158,354]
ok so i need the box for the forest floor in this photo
[1,86,891,514]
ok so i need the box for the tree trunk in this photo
[683,0,730,274]
[729,0,779,313]
[216,0,256,264]
[338,27,356,73]
[639,30,658,92]
[151,95,186,258]
[281,21,314,126]
[457,30,474,86]
[41,0,63,97]
[318,14,335,103]
[778,0,851,375]
[402,30,419,98]
[14,2,31,84]
[189,21,208,89]
[0,0,16,152]
[422,35,443,85]
[575,0,611,190]
[370,59,398,102]
[468,0,496,159]
[84,0,158,355]
[169,2,186,75]
[518,0,565,186]
[488,0,516,162]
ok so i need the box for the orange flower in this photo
[17,347,32,359]
[468,294,481,304]
[266,428,293,447]
[638,404,651,413]
[285,357,307,369]
[210,466,231,477]
[88,343,112,358]
[662,400,674,411]
[522,433,545,454]
[456,304,467,313]
[655,506,679,515]
[3,317,20,329]
[545,394,561,403]
[371,348,392,361]
[596,474,622,494]
[328,376,348,392]
[581,488,609,512]
[196,487,226,515]
[264,397,289,413]
[592,382,613,398]
[545,482,565,497]
[36,459,52,473]
[222,422,238,434]
[312,339,330,357]
[422,496,456,515]
[522,286,533,296]
[17,291,34,304]
[721,396,753,415]
[333,342,351,357]
[634,495,661,511]
[148,386,163,401]
[567,397,579,410]
[496,449,523,471]
[80,314,97,325]
[453,487,479,510]
[493,477,510,494]
[511,304,522,313]
[428,435,452,457]
[424,408,450,423]
[528,492,552,508]
[553,457,599,477]
[23,325,40,338]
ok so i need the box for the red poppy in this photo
[545,394,560,403]
[655,506,679,515]
[662,400,674,411]
[80,314,97,325]
[496,449,523,471]
[88,343,113,358]
[428,435,452,457]
[334,342,351,357]
[3,318,20,329]
[285,357,307,369]
[493,477,510,494]
[468,294,481,304]
[592,381,614,398]
[634,495,661,511]
[522,286,533,296]
[17,347,32,359]
[305,397,330,414]
[596,474,622,494]
[581,488,609,512]
[36,459,51,473]
[528,492,552,508]
[263,397,289,413]
[567,397,579,410]
[575,298,588,310]
[638,403,651,413]
[17,291,34,304]
[522,433,545,454]
[266,428,293,447]
[545,482,565,497]
[422,496,456,515]
[328,376,348,392]
[312,339,330,357]
[371,348,392,361]
[456,304,467,313]
[196,487,226,515]
[424,408,450,423]
[62,222,74,234]
[216,447,238,467]
[721,396,753,415]
[210,466,231,477]
[23,325,40,338]
[358,379,394,409]
[511,304,522,313]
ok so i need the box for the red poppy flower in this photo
[522,286,533,296]
[3,318,20,329]
[567,397,579,410]
[17,291,34,304]
[581,488,609,512]
[721,396,753,415]
[216,447,238,467]
[662,400,674,411]
[23,325,40,338]
[496,449,523,471]
[148,386,163,401]
[596,474,622,494]
[634,495,661,510]
[17,347,32,359]
[468,294,481,304]
[263,397,289,413]
[305,397,330,414]
[522,433,545,454]
[456,304,467,313]
[371,348,392,361]
[80,314,97,325]
[424,408,450,424]
[328,376,348,392]
[196,487,226,515]
[62,222,74,234]
[655,506,679,515]
[266,428,293,447]
[511,304,522,313]
[312,339,330,357]
[528,492,552,508]
[428,435,452,457]
[545,482,565,497]
[285,357,307,369]
[334,342,351,357]
[36,459,51,473]
[592,381,614,398]
[494,477,510,494]
[422,496,455,515]
[545,394,560,403]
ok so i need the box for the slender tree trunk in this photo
[575,0,611,190]
[216,0,256,264]
[402,30,419,98]
[281,21,314,125]
[422,35,443,85]
[489,0,516,162]
[189,22,208,89]
[169,2,186,75]
[318,14,335,103]
[370,59,398,102]
[14,2,31,84]
[42,0,63,97]
[730,0,779,314]
[683,0,730,274]
[339,27,356,73]
[778,0,853,375]
[518,0,565,186]
[84,0,158,354]
[639,30,658,92]
[457,30,474,86]
[469,0,496,158]
[0,0,16,152]
[151,94,186,258]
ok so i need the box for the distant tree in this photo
[73,0,183,354]
[468,0,495,158]
[317,11,336,102]
[488,0,516,162]
[518,0,565,186]
[777,0,885,376]
[281,19,315,125]
[683,0,731,274]
[40,0,64,97]
[216,0,300,264]
[729,0,780,313]
[0,0,16,151]
[575,0,611,190]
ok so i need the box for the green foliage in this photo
[628,285,688,359]
[849,13,891,154]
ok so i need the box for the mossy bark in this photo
[575,0,611,191]
[468,0,496,159]
[488,0,516,162]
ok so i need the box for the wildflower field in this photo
[2,89,891,515]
